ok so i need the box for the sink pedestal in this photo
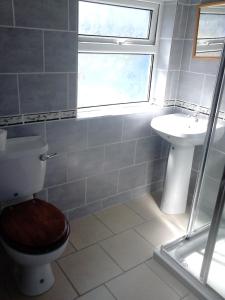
[161,145,194,214]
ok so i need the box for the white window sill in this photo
[77,102,164,119]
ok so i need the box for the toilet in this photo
[0,135,70,296]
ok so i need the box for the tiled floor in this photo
[0,194,200,300]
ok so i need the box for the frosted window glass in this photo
[78,53,152,108]
[79,1,151,39]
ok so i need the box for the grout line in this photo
[42,31,45,72]
[104,284,118,299]
[144,260,189,298]
[200,74,206,107]
[0,24,78,33]
[116,169,120,193]
[16,74,21,114]
[84,177,87,205]
[98,242,124,271]
[133,140,138,164]
[66,73,69,109]
[67,0,70,31]
[11,0,15,27]
[56,261,80,296]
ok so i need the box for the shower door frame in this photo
[154,43,225,300]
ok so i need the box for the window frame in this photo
[77,0,160,109]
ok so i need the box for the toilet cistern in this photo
[150,113,224,214]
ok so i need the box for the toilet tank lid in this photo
[0,136,48,161]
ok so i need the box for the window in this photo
[78,0,159,109]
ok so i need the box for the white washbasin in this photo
[150,113,225,214]
[151,113,224,146]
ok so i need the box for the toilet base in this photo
[14,263,55,296]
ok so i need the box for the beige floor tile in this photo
[95,204,144,233]
[134,217,183,247]
[78,286,115,300]
[126,195,163,220]
[70,215,112,250]
[60,241,76,258]
[6,263,77,300]
[168,212,190,232]
[58,244,122,294]
[106,264,180,300]
[146,259,189,297]
[100,229,154,271]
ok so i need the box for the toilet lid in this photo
[0,199,70,254]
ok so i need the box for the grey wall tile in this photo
[102,190,133,209]
[14,0,68,30]
[160,3,176,39]
[131,184,151,200]
[45,153,67,187]
[68,146,104,181]
[146,159,166,184]
[0,28,43,73]
[68,73,77,109]
[185,6,197,39]
[181,40,192,71]
[157,39,171,70]
[19,74,67,114]
[201,75,216,107]
[44,31,77,72]
[87,116,123,147]
[135,136,162,164]
[0,0,13,26]
[169,39,183,70]
[69,0,78,31]
[86,170,118,203]
[123,113,153,141]
[192,146,203,171]
[151,69,168,100]
[48,180,85,211]
[205,148,225,181]
[165,70,179,100]
[104,141,136,172]
[189,58,219,75]
[46,119,87,153]
[177,71,203,104]
[198,175,220,214]
[118,163,146,192]
[173,4,189,39]
[5,122,45,139]
[0,75,19,116]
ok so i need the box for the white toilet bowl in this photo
[2,237,68,296]
[0,136,70,296]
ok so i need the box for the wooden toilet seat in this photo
[0,199,70,254]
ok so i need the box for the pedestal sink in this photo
[151,113,224,214]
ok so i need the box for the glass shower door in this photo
[159,43,225,299]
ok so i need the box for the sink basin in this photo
[150,113,224,214]
[151,113,210,146]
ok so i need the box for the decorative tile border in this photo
[0,101,224,127]
[0,110,77,127]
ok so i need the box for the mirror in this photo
[193,1,225,59]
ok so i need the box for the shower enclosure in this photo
[155,44,225,300]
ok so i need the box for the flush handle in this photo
[40,152,57,161]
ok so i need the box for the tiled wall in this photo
[3,110,171,218]
[0,0,171,218]
[176,0,221,109]
[0,0,78,118]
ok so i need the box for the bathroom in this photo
[0,0,225,299]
